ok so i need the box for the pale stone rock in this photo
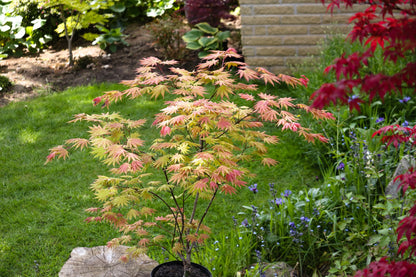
[263,262,293,277]
[386,155,416,199]
[59,245,158,277]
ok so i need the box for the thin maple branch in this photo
[196,187,218,233]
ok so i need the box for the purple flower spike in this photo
[337,162,345,170]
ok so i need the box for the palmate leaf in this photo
[153,155,171,168]
[126,209,141,220]
[262,157,279,167]
[216,85,233,98]
[112,195,130,207]
[150,84,169,99]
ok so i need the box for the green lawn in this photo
[0,83,320,276]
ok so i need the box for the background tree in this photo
[38,0,114,66]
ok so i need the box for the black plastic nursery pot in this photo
[151,261,212,277]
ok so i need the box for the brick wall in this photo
[239,0,366,73]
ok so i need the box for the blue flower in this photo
[282,189,292,197]
[275,198,285,206]
[337,162,345,170]
[241,219,249,227]
[402,120,409,127]
[399,96,411,103]
[249,183,258,193]
[376,117,384,123]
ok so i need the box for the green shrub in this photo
[146,14,189,60]
[0,0,54,58]
[0,75,12,93]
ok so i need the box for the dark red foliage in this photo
[184,0,235,27]
[372,124,416,148]
[395,168,416,194]
[354,257,416,277]
[310,0,416,111]
[313,0,416,275]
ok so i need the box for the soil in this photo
[0,19,241,107]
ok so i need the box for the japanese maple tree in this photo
[310,0,416,275]
[46,49,333,276]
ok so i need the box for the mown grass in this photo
[0,81,320,276]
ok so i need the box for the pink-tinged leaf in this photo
[277,74,303,87]
[209,182,218,190]
[217,117,232,130]
[138,238,150,247]
[195,152,215,161]
[160,125,171,137]
[126,138,144,149]
[193,178,209,192]
[45,145,68,164]
[225,169,244,182]
[239,93,255,101]
[262,157,278,167]
[198,116,210,125]
[258,93,277,101]
[238,67,259,81]
[256,67,281,86]
[66,138,89,150]
[278,121,301,131]
[140,56,162,66]
[215,165,231,177]
[124,87,143,99]
[220,184,237,194]
[167,164,182,172]
[197,59,219,69]
[131,160,144,172]
[300,75,309,87]
[143,75,166,85]
[170,115,187,126]
[112,163,130,174]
